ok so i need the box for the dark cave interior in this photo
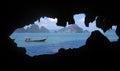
[1,0,120,70]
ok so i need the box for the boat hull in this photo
[25,39,46,42]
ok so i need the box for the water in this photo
[10,32,118,56]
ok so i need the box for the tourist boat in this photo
[25,38,46,42]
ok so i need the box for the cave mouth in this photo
[9,13,119,57]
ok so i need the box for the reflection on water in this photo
[10,32,118,56]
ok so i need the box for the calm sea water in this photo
[10,32,118,56]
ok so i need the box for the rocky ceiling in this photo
[2,0,120,39]
[1,0,120,70]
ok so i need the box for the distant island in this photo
[14,24,91,33]
[57,24,83,33]
[14,24,49,33]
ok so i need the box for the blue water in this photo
[10,32,118,56]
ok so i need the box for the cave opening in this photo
[9,13,119,57]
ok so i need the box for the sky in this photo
[24,13,117,32]
[73,14,103,32]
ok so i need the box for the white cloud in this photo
[47,17,57,23]
[34,17,63,31]
[24,24,32,30]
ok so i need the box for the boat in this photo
[25,38,46,42]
